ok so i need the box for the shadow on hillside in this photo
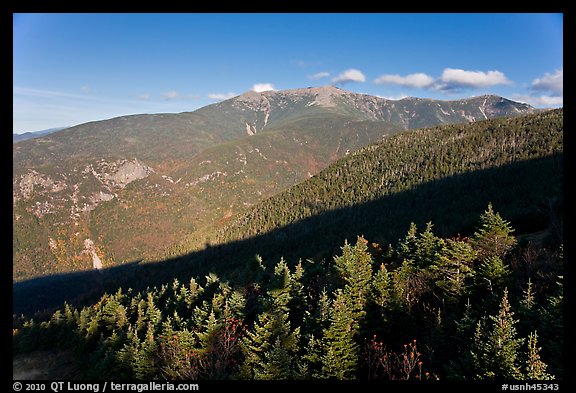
[13,154,563,317]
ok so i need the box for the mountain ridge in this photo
[13,109,563,318]
[13,87,539,281]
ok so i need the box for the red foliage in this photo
[366,337,434,380]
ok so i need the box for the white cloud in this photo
[137,94,150,101]
[80,85,92,93]
[332,69,366,84]
[438,68,511,90]
[531,68,563,95]
[162,91,179,100]
[376,94,409,101]
[374,73,435,88]
[252,83,275,92]
[512,94,563,108]
[309,71,330,80]
[208,92,237,101]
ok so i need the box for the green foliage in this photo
[470,289,524,379]
[319,289,359,379]
[12,174,562,380]
[475,256,511,294]
[430,238,477,301]
[525,331,554,380]
[216,110,562,258]
[239,261,302,380]
[13,106,564,380]
[472,203,517,259]
[334,237,373,321]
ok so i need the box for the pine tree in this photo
[470,288,524,379]
[472,203,517,259]
[333,236,373,321]
[430,238,477,301]
[475,255,511,294]
[319,289,358,379]
[240,260,301,379]
[525,331,554,380]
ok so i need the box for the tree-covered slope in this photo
[14,89,537,281]
[13,109,562,319]
[215,109,563,255]
[13,206,563,380]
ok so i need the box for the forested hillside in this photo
[212,109,562,258]
[13,109,562,317]
[13,206,563,380]
[13,109,563,380]
[13,88,537,282]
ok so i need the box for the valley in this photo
[13,87,538,281]
[12,94,563,381]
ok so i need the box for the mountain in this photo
[13,110,562,376]
[212,109,563,265]
[13,127,68,144]
[13,87,538,281]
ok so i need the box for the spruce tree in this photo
[475,255,511,294]
[319,289,358,379]
[333,236,373,321]
[470,288,524,379]
[371,263,392,315]
[415,222,444,268]
[240,260,301,379]
[525,331,554,380]
[472,203,517,259]
[430,238,476,302]
[397,222,418,262]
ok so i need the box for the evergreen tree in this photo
[540,275,563,379]
[319,289,358,379]
[446,299,477,379]
[525,331,554,380]
[370,263,392,316]
[470,289,524,379]
[415,222,444,268]
[475,256,511,294]
[392,259,431,312]
[240,260,301,379]
[430,238,477,302]
[333,236,373,321]
[397,222,418,262]
[472,203,517,259]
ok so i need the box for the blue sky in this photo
[13,13,563,134]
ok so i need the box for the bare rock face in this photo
[13,158,154,219]
[83,238,103,269]
[96,159,155,189]
[14,170,67,202]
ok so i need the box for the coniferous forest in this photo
[13,110,563,381]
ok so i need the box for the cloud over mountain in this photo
[374,73,435,88]
[309,72,330,80]
[332,69,366,84]
[437,68,511,90]
[252,83,275,92]
[531,68,563,95]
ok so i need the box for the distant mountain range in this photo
[13,127,68,143]
[13,87,539,282]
